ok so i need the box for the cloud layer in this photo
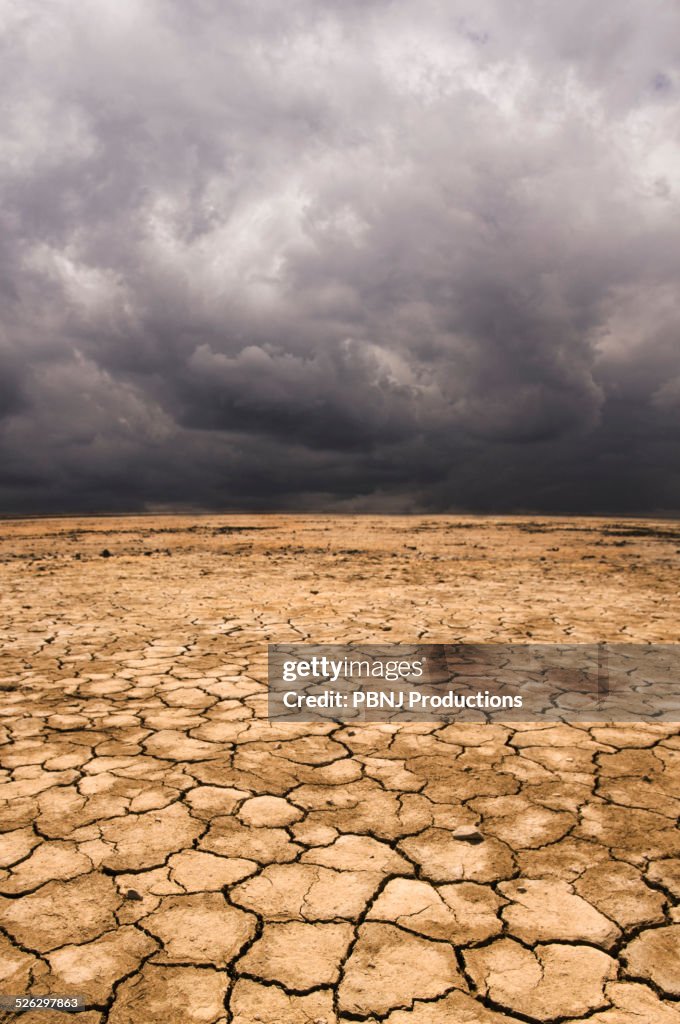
[1,0,679,513]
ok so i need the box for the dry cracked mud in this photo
[0,514,679,1023]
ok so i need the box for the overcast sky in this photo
[1,0,679,514]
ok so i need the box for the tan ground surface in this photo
[0,514,679,1024]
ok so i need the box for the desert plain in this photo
[0,514,679,1024]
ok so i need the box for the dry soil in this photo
[0,515,679,1023]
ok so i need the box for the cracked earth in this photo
[0,514,679,1024]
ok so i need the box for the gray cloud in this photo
[1,0,679,513]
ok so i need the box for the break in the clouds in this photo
[1,0,679,513]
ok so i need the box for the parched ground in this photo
[0,514,679,1024]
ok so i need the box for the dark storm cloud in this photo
[1,0,679,513]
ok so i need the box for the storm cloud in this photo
[1,0,679,513]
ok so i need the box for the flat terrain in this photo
[0,515,679,1024]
